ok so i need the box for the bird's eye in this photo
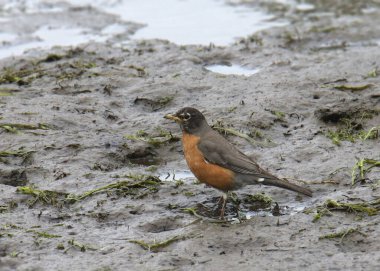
[184,113,191,120]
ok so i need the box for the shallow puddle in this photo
[0,26,107,59]
[0,33,16,43]
[244,201,308,219]
[86,0,287,45]
[295,3,315,12]
[205,64,260,76]
[244,209,273,219]
[159,170,195,182]
[193,194,309,222]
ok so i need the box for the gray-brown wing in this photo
[198,129,277,179]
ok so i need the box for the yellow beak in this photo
[164,114,182,123]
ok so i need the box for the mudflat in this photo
[1,1,380,270]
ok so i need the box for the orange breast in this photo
[182,132,235,191]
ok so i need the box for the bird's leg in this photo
[216,194,223,205]
[229,192,242,220]
[219,192,228,220]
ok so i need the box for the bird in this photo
[164,107,312,219]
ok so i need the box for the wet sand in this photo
[1,1,380,270]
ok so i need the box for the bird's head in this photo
[164,107,208,134]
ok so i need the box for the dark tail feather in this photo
[262,178,312,197]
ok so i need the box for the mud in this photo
[1,0,380,270]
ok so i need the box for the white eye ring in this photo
[184,113,191,120]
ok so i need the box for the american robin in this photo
[164,107,312,219]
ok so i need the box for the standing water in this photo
[0,0,287,59]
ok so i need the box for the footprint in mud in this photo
[126,146,161,166]
[93,145,160,171]
[133,95,173,112]
[0,168,28,187]
[0,150,34,167]
[0,151,34,187]
[140,217,185,233]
